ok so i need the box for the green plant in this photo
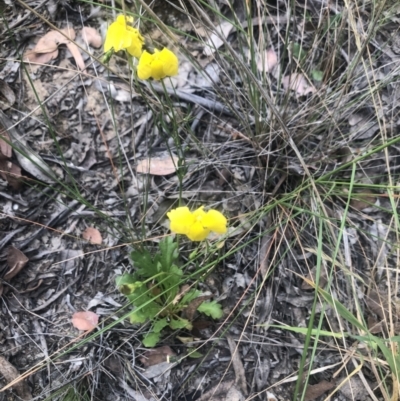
[116,236,223,347]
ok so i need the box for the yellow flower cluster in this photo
[167,206,227,241]
[104,15,178,80]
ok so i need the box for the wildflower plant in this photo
[104,14,224,347]
[116,238,224,347]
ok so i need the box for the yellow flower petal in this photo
[202,210,227,234]
[192,206,206,219]
[167,207,195,235]
[104,15,143,57]
[137,48,179,80]
[126,27,144,58]
[137,51,153,80]
[150,59,165,80]
[167,206,227,241]
[159,48,179,77]
[187,222,210,241]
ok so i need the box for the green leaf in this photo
[311,70,323,82]
[153,318,169,333]
[180,289,202,306]
[169,317,192,330]
[160,264,183,300]
[116,274,144,295]
[131,248,158,277]
[142,332,161,347]
[197,301,223,319]
[129,309,149,324]
[158,236,179,272]
[127,285,158,307]
[292,43,307,61]
[187,348,203,358]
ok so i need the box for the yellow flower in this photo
[104,15,144,58]
[137,48,179,80]
[167,206,227,241]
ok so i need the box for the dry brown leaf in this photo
[365,290,389,320]
[172,284,190,305]
[0,79,16,110]
[183,295,211,321]
[0,159,23,190]
[5,246,29,280]
[367,316,383,334]
[25,50,59,65]
[25,27,85,70]
[82,227,102,244]
[136,154,179,175]
[350,190,376,210]
[0,128,11,159]
[65,41,85,70]
[282,73,316,96]
[71,311,99,331]
[226,335,247,396]
[81,27,102,48]
[0,110,55,184]
[139,346,176,367]
[304,380,335,401]
[0,356,32,400]
[301,266,328,290]
[37,27,75,52]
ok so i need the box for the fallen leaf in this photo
[136,154,179,175]
[25,50,59,65]
[0,356,32,400]
[71,311,99,331]
[0,108,55,184]
[32,26,76,53]
[203,20,235,56]
[367,316,383,334]
[256,48,278,72]
[5,246,29,281]
[25,27,85,70]
[304,380,335,401]
[365,290,389,320]
[139,346,176,367]
[282,73,316,96]
[172,284,190,305]
[0,127,11,159]
[227,335,247,396]
[81,27,102,48]
[65,41,85,70]
[301,266,328,290]
[350,190,376,210]
[183,295,211,321]
[0,159,23,190]
[0,79,16,110]
[82,227,102,244]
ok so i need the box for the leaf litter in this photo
[1,1,400,401]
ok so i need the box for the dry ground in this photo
[1,0,400,400]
